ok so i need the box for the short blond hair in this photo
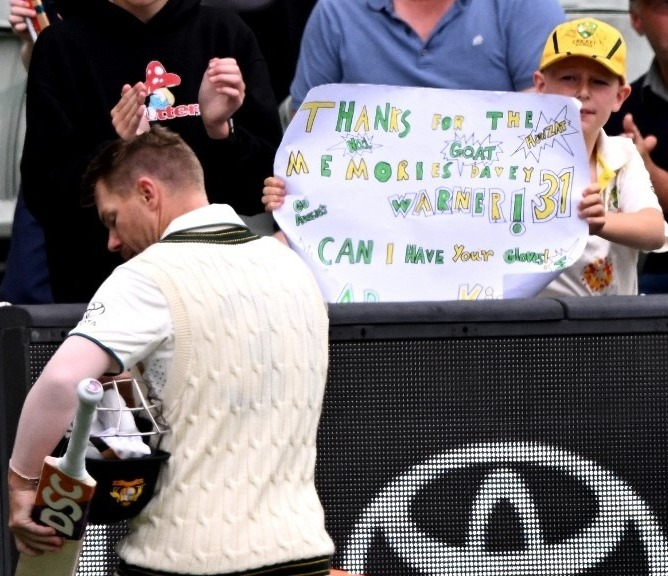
[82,126,205,205]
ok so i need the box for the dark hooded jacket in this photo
[21,0,282,302]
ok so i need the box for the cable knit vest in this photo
[116,233,334,574]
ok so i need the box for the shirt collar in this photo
[367,0,469,13]
[367,0,391,11]
[161,204,246,239]
[595,129,634,174]
[642,59,668,102]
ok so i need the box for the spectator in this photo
[0,0,71,304]
[21,0,282,303]
[264,0,567,229]
[288,0,567,115]
[8,126,334,576]
[266,17,667,296]
[605,0,668,293]
[535,18,665,297]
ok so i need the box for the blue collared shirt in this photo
[290,0,565,108]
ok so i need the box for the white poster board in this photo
[274,84,590,302]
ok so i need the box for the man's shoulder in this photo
[487,0,564,19]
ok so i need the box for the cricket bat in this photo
[14,378,104,576]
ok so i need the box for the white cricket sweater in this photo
[116,234,334,573]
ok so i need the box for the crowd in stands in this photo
[5,0,667,304]
[6,2,668,576]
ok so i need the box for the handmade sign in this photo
[273,84,590,302]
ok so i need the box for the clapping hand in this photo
[198,57,245,139]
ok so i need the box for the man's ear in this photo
[629,7,645,36]
[136,176,160,209]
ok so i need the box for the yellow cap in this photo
[539,18,627,84]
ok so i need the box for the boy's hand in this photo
[579,184,605,236]
[262,176,287,212]
[111,82,150,139]
[198,58,245,139]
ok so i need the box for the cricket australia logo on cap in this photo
[577,21,598,39]
[340,442,668,575]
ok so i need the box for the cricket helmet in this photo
[60,376,170,524]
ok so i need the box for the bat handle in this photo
[59,379,104,480]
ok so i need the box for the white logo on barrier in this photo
[342,442,668,575]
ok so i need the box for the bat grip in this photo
[59,379,104,480]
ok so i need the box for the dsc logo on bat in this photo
[31,458,95,540]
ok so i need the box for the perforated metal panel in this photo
[28,341,58,384]
[318,332,668,575]
[76,524,129,576]
[5,299,668,576]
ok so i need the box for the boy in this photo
[536,17,666,296]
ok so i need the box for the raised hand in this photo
[622,112,657,162]
[9,0,35,43]
[198,57,245,139]
[111,82,150,140]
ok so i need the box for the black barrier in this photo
[2,297,668,575]
[324,297,668,575]
[0,305,30,576]
[0,303,128,576]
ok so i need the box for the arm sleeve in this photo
[70,265,173,372]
